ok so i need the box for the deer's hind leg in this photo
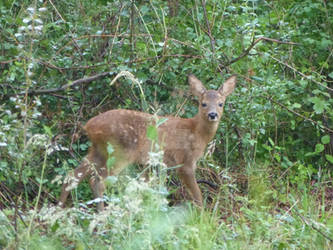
[89,164,107,211]
[89,153,131,210]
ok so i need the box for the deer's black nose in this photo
[208,112,218,120]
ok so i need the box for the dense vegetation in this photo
[0,0,332,249]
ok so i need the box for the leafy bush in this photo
[0,0,332,248]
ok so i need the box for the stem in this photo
[130,0,136,58]
[27,146,48,238]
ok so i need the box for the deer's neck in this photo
[192,115,219,144]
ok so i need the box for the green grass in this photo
[1,167,332,250]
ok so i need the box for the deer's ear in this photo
[218,75,236,97]
[188,74,206,97]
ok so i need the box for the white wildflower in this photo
[35,18,43,24]
[35,25,43,31]
[51,175,63,185]
[27,7,35,14]
[23,18,31,24]
[27,134,49,146]
[63,175,79,191]
[147,150,166,168]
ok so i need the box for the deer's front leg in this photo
[177,164,203,206]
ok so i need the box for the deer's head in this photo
[188,74,236,123]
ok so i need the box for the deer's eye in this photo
[202,103,207,107]
[218,103,223,107]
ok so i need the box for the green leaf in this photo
[325,154,333,164]
[105,176,118,186]
[36,178,48,184]
[309,97,327,114]
[80,143,88,151]
[315,143,324,153]
[328,72,333,79]
[156,117,168,127]
[320,39,332,49]
[147,125,158,141]
[268,138,275,146]
[292,103,301,109]
[328,216,333,231]
[251,76,264,82]
[43,125,52,137]
[321,135,330,145]
[51,221,60,232]
[107,157,115,170]
[262,144,272,151]
[299,80,308,87]
[68,159,78,166]
[305,152,317,157]
[107,143,114,155]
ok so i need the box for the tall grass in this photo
[1,162,332,249]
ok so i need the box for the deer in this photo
[59,74,236,210]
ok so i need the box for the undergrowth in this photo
[1,169,332,249]
[1,0,333,249]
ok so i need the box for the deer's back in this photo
[84,109,202,166]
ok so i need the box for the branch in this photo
[17,72,113,96]
[233,73,333,134]
[197,179,218,190]
[0,58,18,64]
[2,53,200,73]
[270,55,333,92]
[201,0,215,54]
[268,97,333,134]
[293,208,333,242]
[221,37,299,68]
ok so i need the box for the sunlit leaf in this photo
[321,135,330,145]
[309,97,327,114]
[147,125,158,141]
[315,143,324,153]
[325,154,333,164]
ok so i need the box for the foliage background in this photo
[0,0,332,249]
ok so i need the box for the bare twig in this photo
[197,179,218,190]
[48,0,65,22]
[0,58,18,64]
[50,53,200,70]
[201,0,215,54]
[130,0,136,58]
[293,208,333,242]
[38,53,201,71]
[221,37,299,68]
[55,34,148,56]
[270,55,333,92]
[109,5,124,62]
[267,96,333,134]
[0,183,28,227]
[169,38,196,49]
[16,72,113,96]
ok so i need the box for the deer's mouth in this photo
[208,112,218,121]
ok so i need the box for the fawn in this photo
[59,74,236,210]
